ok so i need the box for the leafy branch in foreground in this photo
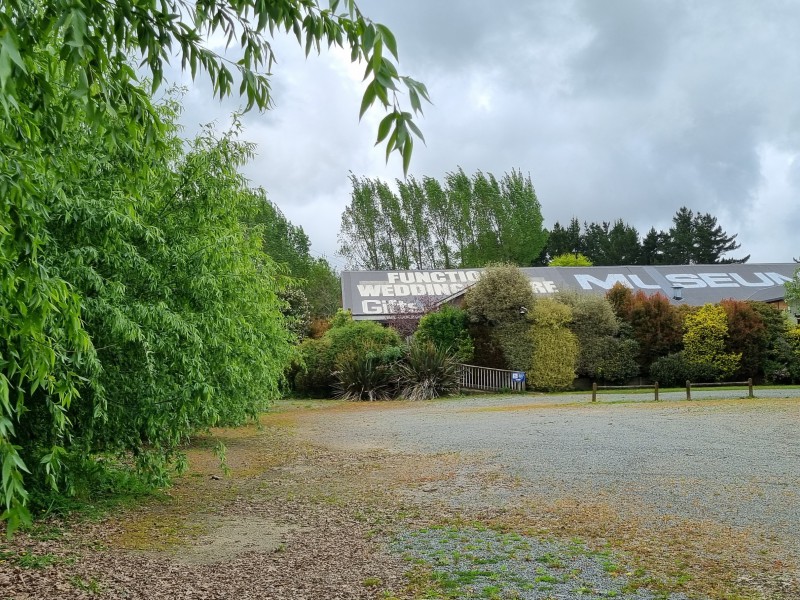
[0,0,427,171]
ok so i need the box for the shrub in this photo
[649,350,723,386]
[528,299,578,391]
[720,299,767,379]
[548,252,593,266]
[556,290,618,339]
[606,283,633,320]
[329,308,354,328]
[683,304,741,381]
[293,337,334,396]
[766,326,800,383]
[279,286,311,340]
[395,341,460,400]
[556,291,620,378]
[492,322,533,372]
[649,352,692,387]
[464,263,534,326]
[628,291,683,369]
[325,320,403,358]
[292,320,402,397]
[416,305,474,362]
[308,317,332,339]
[582,337,640,383]
[467,324,507,369]
[749,301,794,380]
[333,350,394,401]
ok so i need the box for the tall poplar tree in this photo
[338,169,548,269]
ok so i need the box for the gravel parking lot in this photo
[298,392,800,560]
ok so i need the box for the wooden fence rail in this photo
[591,378,754,402]
[459,364,526,392]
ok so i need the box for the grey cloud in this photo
[570,0,683,96]
[167,0,800,263]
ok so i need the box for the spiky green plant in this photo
[333,351,393,401]
[395,341,460,401]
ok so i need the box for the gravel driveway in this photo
[297,392,800,560]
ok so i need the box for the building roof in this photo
[341,264,798,319]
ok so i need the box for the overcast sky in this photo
[174,0,800,269]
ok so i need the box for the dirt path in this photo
[1,395,798,599]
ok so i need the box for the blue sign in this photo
[511,371,526,383]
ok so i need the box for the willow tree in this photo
[1,0,424,534]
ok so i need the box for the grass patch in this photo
[392,525,674,599]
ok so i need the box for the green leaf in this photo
[409,87,422,115]
[375,112,395,144]
[151,68,163,93]
[371,39,383,76]
[375,24,398,60]
[406,118,425,143]
[0,33,26,72]
[402,136,413,175]
[0,50,11,90]
[385,127,398,163]
[362,24,375,52]
[359,81,376,120]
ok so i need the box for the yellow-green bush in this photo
[528,299,578,391]
[683,304,741,381]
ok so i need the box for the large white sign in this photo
[341,264,797,317]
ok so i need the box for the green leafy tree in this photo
[582,219,640,266]
[7,99,294,536]
[423,176,456,268]
[683,304,741,381]
[1,0,426,170]
[662,207,748,264]
[249,197,340,318]
[786,266,800,314]
[339,176,386,269]
[639,227,667,265]
[280,287,312,340]
[397,177,433,269]
[545,218,583,261]
[460,170,547,267]
[304,259,342,318]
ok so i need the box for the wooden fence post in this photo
[654,381,659,402]
[592,382,597,403]
[748,378,754,398]
[686,380,691,401]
